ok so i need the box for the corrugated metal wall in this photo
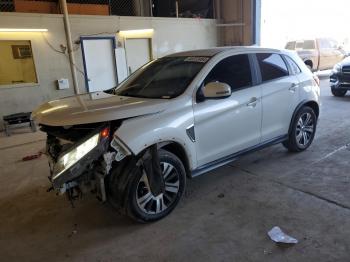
[215,0,254,46]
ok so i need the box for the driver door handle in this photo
[247,97,258,107]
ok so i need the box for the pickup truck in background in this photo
[285,38,347,71]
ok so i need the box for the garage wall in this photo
[215,0,255,46]
[0,12,218,128]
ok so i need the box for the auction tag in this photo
[184,57,210,63]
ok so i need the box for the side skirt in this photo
[191,135,288,178]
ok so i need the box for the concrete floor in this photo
[1,79,350,262]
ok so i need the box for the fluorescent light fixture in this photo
[119,29,154,38]
[0,28,48,32]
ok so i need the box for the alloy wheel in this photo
[295,112,315,148]
[136,162,180,215]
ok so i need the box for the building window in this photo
[0,40,38,86]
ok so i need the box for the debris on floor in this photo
[217,193,225,198]
[22,151,43,161]
[268,226,298,244]
[68,224,78,238]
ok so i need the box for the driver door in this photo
[193,54,262,167]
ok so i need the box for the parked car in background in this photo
[330,57,350,96]
[285,38,347,71]
[32,47,320,222]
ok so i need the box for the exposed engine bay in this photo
[42,120,165,208]
[42,121,127,204]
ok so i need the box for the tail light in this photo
[313,74,320,86]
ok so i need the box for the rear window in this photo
[285,41,296,50]
[257,53,289,82]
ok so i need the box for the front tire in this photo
[283,106,317,152]
[331,87,347,97]
[108,149,186,222]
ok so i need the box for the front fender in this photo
[114,103,197,170]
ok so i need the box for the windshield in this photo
[114,56,209,99]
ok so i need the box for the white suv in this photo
[33,47,320,222]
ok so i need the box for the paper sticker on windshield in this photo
[184,57,209,63]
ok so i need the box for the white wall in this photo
[0,12,218,128]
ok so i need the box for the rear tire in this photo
[283,106,317,152]
[331,87,347,97]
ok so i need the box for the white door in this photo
[82,38,118,92]
[194,54,262,167]
[125,38,151,74]
[256,53,300,141]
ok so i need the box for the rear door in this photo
[193,54,262,166]
[255,53,300,141]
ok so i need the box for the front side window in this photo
[318,38,332,49]
[329,39,338,49]
[257,53,289,82]
[115,56,207,99]
[204,54,252,91]
[0,40,38,86]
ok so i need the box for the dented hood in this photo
[32,92,168,126]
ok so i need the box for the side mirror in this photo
[203,82,232,99]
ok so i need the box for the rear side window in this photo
[296,41,303,49]
[303,40,316,50]
[204,54,252,91]
[284,55,301,75]
[256,53,289,82]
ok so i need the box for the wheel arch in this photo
[158,141,191,178]
[288,100,319,134]
[304,59,313,69]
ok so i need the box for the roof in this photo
[167,46,282,57]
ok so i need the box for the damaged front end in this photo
[42,122,131,203]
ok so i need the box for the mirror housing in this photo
[203,82,232,99]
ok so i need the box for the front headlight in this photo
[53,133,100,179]
[333,63,342,73]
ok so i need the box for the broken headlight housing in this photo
[111,137,131,161]
[52,133,100,180]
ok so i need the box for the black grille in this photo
[342,65,350,74]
